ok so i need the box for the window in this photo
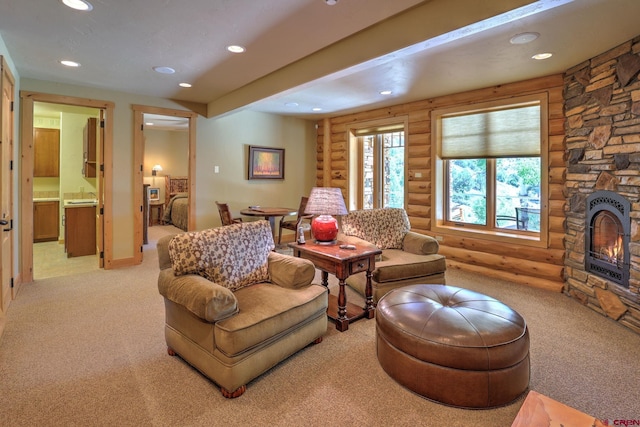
[358,130,405,209]
[433,94,547,244]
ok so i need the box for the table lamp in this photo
[304,187,348,244]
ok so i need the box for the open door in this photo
[132,105,197,265]
[96,110,104,268]
[0,57,15,317]
[20,92,115,284]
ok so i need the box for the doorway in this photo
[132,105,196,264]
[32,102,102,279]
[20,91,114,284]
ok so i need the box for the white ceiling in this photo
[3,0,640,121]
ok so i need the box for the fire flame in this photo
[601,235,623,265]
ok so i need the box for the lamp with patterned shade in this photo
[304,187,348,244]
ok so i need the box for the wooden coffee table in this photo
[289,241,381,332]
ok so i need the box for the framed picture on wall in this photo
[248,146,285,180]
[148,187,160,202]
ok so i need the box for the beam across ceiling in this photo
[205,0,539,118]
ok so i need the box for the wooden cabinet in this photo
[64,206,96,257]
[83,117,97,178]
[34,128,60,177]
[33,201,59,242]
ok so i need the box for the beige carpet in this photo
[0,225,638,426]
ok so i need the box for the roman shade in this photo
[441,104,540,159]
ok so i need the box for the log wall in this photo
[316,75,566,292]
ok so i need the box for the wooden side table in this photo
[289,241,381,332]
[149,202,164,226]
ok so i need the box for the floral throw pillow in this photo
[168,231,209,276]
[168,220,275,292]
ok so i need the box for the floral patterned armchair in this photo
[338,208,446,303]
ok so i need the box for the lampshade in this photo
[305,187,348,244]
[305,187,348,216]
[152,164,163,176]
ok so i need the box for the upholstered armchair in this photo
[157,220,328,398]
[338,208,446,303]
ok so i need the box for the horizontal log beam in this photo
[440,246,564,282]
[446,260,564,292]
[440,234,564,265]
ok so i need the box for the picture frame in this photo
[148,187,160,202]
[248,146,285,180]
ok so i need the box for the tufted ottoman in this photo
[376,284,530,408]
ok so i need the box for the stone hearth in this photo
[564,36,640,334]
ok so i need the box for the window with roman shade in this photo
[432,94,547,246]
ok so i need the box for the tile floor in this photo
[33,240,99,280]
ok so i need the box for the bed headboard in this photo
[165,175,188,205]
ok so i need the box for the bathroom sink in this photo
[64,199,98,206]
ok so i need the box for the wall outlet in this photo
[415,172,422,178]
[435,235,444,242]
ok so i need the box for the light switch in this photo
[214,166,219,173]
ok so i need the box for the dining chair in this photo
[515,207,540,231]
[216,201,243,226]
[278,196,313,244]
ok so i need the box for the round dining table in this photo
[240,207,298,238]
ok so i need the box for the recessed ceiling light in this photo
[285,102,299,107]
[153,66,175,74]
[60,60,80,67]
[226,45,246,54]
[179,82,192,88]
[509,32,539,45]
[532,52,553,60]
[380,90,393,95]
[61,0,93,11]
[312,107,323,112]
[325,0,338,5]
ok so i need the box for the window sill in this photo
[432,223,547,248]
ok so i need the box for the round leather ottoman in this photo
[376,284,530,408]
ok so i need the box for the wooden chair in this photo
[216,201,243,226]
[278,196,313,244]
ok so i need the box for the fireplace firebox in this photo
[585,191,630,287]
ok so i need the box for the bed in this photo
[162,176,189,231]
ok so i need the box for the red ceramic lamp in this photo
[304,187,348,245]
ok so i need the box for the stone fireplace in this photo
[564,36,640,334]
[585,190,630,287]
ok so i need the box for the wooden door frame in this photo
[132,105,196,264]
[0,56,15,321]
[19,91,114,283]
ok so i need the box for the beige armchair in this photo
[157,220,328,398]
[338,208,446,303]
